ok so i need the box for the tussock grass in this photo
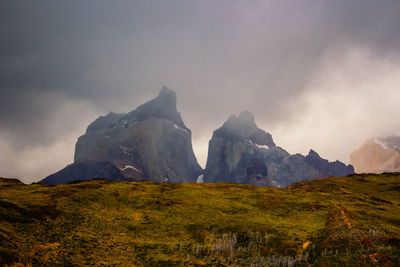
[0,174,399,266]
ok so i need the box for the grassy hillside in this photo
[1,174,400,266]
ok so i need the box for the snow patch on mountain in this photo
[196,174,204,183]
[121,165,141,172]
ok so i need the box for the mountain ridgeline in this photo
[41,87,354,186]
[43,87,202,184]
[204,111,354,187]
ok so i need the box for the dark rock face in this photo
[213,111,275,147]
[246,158,268,177]
[204,111,287,186]
[204,112,354,187]
[41,161,127,184]
[305,149,354,177]
[86,112,125,133]
[240,158,273,187]
[67,86,202,183]
[41,88,353,186]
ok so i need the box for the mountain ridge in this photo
[204,111,354,186]
[41,87,353,186]
[43,86,202,184]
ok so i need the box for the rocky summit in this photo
[42,87,202,184]
[204,111,354,187]
[41,89,353,186]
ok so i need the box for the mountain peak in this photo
[159,86,176,98]
[238,110,255,125]
[157,86,177,107]
[152,86,177,111]
[307,149,320,158]
[214,111,275,147]
[73,86,201,183]
[225,110,257,131]
[84,86,187,134]
[126,86,187,129]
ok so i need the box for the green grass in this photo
[0,174,400,266]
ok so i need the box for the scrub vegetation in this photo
[1,174,400,266]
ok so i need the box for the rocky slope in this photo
[350,136,400,173]
[204,111,354,187]
[41,160,128,184]
[42,87,202,184]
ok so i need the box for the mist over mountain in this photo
[42,88,353,186]
[42,87,202,184]
[351,135,400,173]
[204,111,354,187]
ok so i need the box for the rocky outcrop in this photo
[350,136,400,173]
[305,149,354,177]
[41,160,127,184]
[204,111,354,187]
[54,86,202,183]
[41,88,354,186]
[204,111,283,186]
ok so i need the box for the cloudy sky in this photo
[1,0,400,183]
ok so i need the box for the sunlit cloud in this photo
[268,45,400,163]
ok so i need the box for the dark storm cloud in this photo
[1,0,400,182]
